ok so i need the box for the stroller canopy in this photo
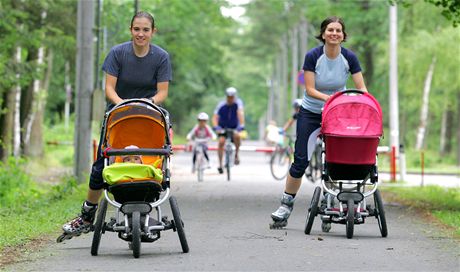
[321,91,383,137]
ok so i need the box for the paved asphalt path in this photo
[5,150,459,271]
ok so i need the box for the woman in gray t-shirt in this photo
[270,16,368,228]
[61,11,172,237]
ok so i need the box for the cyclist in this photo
[186,112,216,173]
[212,87,245,174]
[281,99,302,133]
[270,16,367,229]
[264,120,281,147]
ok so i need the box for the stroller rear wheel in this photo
[91,198,108,256]
[346,199,355,239]
[304,186,321,235]
[131,211,141,258]
[169,196,189,253]
[374,189,388,237]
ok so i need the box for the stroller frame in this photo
[304,90,388,239]
[91,99,189,258]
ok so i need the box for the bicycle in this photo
[270,134,294,180]
[193,138,209,182]
[305,136,323,183]
[223,128,236,181]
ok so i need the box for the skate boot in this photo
[269,193,295,229]
[57,201,98,243]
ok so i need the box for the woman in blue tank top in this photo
[270,16,368,228]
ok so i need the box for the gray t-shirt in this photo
[302,45,362,114]
[102,41,172,109]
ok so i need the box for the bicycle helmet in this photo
[292,99,302,109]
[225,87,238,96]
[197,112,209,121]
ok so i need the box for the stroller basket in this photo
[321,90,383,166]
[326,163,373,180]
[108,181,162,204]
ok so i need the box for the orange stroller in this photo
[90,99,189,258]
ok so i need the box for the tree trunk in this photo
[24,49,53,157]
[22,11,47,157]
[64,61,72,131]
[439,101,453,155]
[415,57,436,150]
[0,91,14,161]
[457,91,460,167]
[13,47,22,157]
[22,46,45,157]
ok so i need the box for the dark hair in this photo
[315,16,347,43]
[130,11,155,29]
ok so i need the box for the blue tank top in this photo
[302,46,362,114]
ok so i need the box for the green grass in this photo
[382,186,460,236]
[0,177,86,250]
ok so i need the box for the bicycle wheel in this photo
[225,145,232,181]
[374,189,388,237]
[91,198,107,256]
[304,186,321,234]
[196,151,204,182]
[270,147,291,180]
[169,196,189,253]
[346,199,355,239]
[131,211,141,258]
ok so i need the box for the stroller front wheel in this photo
[131,211,141,258]
[346,199,355,239]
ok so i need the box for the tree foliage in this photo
[0,0,458,164]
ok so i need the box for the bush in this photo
[0,158,42,209]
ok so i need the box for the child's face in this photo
[198,120,207,127]
[122,155,142,164]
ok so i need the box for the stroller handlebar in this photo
[341,89,365,94]
[104,147,172,157]
[110,98,170,118]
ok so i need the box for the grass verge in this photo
[0,175,86,267]
[381,185,460,237]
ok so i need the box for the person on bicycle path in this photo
[212,87,246,174]
[270,16,367,228]
[186,112,216,173]
[61,11,172,239]
[281,99,302,133]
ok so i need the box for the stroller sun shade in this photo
[321,91,383,137]
[321,91,383,165]
[105,104,166,149]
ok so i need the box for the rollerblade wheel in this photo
[269,220,288,229]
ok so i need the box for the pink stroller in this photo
[304,89,388,239]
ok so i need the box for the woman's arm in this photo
[152,81,169,104]
[304,71,330,101]
[283,118,294,132]
[105,73,123,104]
[351,72,368,92]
